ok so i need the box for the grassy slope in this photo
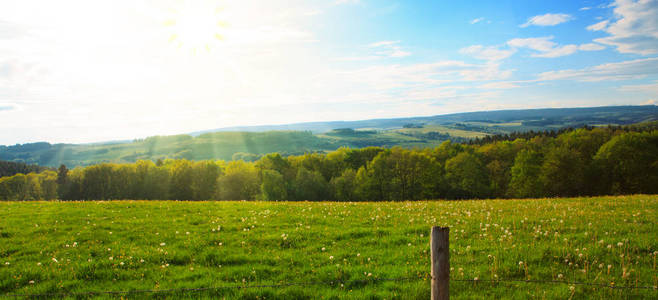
[1,195,656,299]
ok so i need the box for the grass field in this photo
[1,196,656,299]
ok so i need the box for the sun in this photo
[165,1,226,54]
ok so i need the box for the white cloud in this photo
[520,13,573,27]
[368,40,411,58]
[368,40,400,47]
[594,0,658,55]
[618,80,658,93]
[580,7,592,11]
[477,82,521,89]
[538,57,658,81]
[532,45,579,58]
[587,20,609,31]
[508,36,556,52]
[336,60,514,93]
[579,43,606,51]
[507,37,604,58]
[460,45,516,61]
[470,17,484,24]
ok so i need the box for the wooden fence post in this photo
[431,226,449,300]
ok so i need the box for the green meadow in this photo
[1,195,656,299]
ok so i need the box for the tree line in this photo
[0,126,656,201]
[0,160,52,177]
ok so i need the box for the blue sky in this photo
[1,0,657,144]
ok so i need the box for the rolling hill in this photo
[1,105,657,167]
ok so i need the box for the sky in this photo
[1,0,657,144]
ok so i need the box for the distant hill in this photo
[1,105,657,167]
[191,105,658,134]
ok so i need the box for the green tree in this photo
[168,160,194,200]
[477,140,523,198]
[40,171,58,200]
[191,161,222,200]
[356,150,394,201]
[56,164,69,199]
[217,160,259,200]
[330,168,357,201]
[593,131,658,194]
[509,149,544,198]
[445,152,491,199]
[81,164,113,200]
[261,169,287,200]
[293,167,331,201]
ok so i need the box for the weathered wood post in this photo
[431,226,449,300]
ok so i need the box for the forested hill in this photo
[1,105,657,167]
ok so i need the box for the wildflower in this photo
[109,257,113,260]
[599,264,604,269]
[357,253,360,257]
[52,258,58,263]
[474,277,479,281]
[367,273,372,277]
[37,262,42,266]
[569,286,575,291]
[119,262,124,266]
[109,232,112,235]
[518,261,524,266]
[329,256,334,260]
[140,259,145,263]
[29,280,34,284]
[322,247,326,251]
[557,274,563,279]
[617,242,623,247]
[160,242,166,246]
[186,232,190,235]
[218,242,223,246]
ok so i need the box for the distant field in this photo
[392,125,490,138]
[1,196,656,299]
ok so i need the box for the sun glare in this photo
[165,2,226,54]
